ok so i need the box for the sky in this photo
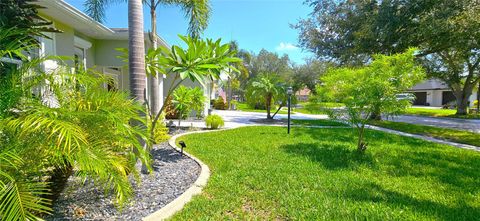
[65,0,315,64]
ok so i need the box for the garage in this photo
[442,91,456,105]
[413,92,427,105]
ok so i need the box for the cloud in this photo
[275,42,299,51]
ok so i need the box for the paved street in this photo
[388,115,480,133]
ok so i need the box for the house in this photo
[296,87,311,102]
[28,0,210,116]
[409,79,478,107]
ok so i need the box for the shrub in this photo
[153,124,170,144]
[205,114,225,129]
[164,96,179,119]
[474,100,478,107]
[213,97,227,110]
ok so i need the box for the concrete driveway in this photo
[175,110,327,128]
[388,115,480,133]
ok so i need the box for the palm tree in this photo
[248,74,286,119]
[84,0,211,116]
[127,0,147,104]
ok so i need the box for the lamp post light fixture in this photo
[179,141,186,156]
[287,86,293,134]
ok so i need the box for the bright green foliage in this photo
[0,57,150,220]
[190,87,206,119]
[0,0,58,54]
[84,0,211,38]
[118,35,241,148]
[153,124,170,144]
[173,85,193,120]
[246,74,286,119]
[172,85,207,125]
[172,126,480,220]
[321,49,424,151]
[205,114,224,129]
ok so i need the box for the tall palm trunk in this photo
[128,0,146,102]
[128,0,148,173]
[149,0,162,116]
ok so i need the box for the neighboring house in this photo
[31,0,210,116]
[408,79,477,107]
[296,87,311,102]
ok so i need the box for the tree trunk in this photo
[356,125,367,152]
[266,94,272,119]
[128,0,148,173]
[271,104,284,119]
[148,2,162,117]
[455,93,470,115]
[453,83,474,115]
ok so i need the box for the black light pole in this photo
[287,86,293,134]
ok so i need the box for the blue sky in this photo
[66,0,314,64]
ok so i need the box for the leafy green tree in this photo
[296,0,480,115]
[247,74,286,119]
[149,36,241,140]
[292,58,329,94]
[321,49,424,151]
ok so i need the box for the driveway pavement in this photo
[387,115,480,133]
[174,110,327,128]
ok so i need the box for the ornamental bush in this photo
[205,114,225,129]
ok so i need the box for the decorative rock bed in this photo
[47,138,200,221]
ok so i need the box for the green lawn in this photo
[293,102,344,115]
[369,120,480,147]
[405,108,480,119]
[292,119,348,127]
[236,102,288,114]
[172,126,480,220]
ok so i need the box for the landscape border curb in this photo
[142,129,220,221]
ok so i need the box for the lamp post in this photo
[287,86,293,134]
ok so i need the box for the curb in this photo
[142,130,216,221]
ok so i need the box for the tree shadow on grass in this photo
[280,142,375,170]
[341,182,480,220]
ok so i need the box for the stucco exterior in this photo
[36,0,210,116]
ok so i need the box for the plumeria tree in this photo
[146,35,241,142]
[321,49,424,152]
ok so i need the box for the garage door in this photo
[442,91,456,105]
[413,92,427,105]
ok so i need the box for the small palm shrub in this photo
[0,57,150,220]
[205,114,225,129]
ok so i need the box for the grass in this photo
[293,102,344,115]
[236,102,288,114]
[405,108,480,119]
[292,119,348,127]
[369,120,480,147]
[172,126,480,220]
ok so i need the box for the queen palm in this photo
[84,0,211,116]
